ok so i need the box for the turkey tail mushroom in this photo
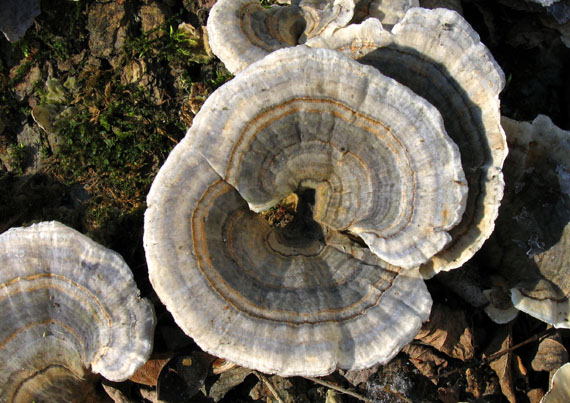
[144,46,467,376]
[307,8,508,278]
[0,221,155,402]
[207,0,355,74]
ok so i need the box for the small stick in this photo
[254,371,285,403]
[431,327,556,380]
[305,376,372,402]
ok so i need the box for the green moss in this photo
[209,70,233,89]
[124,14,213,65]
[54,75,185,230]
[0,0,216,234]
[6,143,27,174]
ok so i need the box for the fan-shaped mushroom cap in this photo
[495,115,570,328]
[353,0,419,29]
[190,46,466,269]
[307,8,507,278]
[483,288,519,324]
[144,46,467,376]
[0,222,155,401]
[207,0,355,74]
[297,0,355,40]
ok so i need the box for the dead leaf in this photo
[527,388,545,403]
[129,357,171,386]
[415,303,475,361]
[102,382,133,403]
[531,336,569,372]
[402,344,447,383]
[250,375,296,403]
[138,388,164,403]
[208,366,253,402]
[514,354,528,377]
[341,363,380,386]
[437,380,461,403]
[157,352,211,402]
[484,325,516,403]
[465,368,485,399]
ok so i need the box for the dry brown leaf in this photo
[102,382,133,403]
[208,366,253,402]
[341,363,381,387]
[129,357,171,386]
[402,344,447,383]
[250,375,295,402]
[415,303,475,361]
[437,380,461,403]
[514,354,528,377]
[138,388,163,403]
[531,336,569,372]
[484,325,516,403]
[527,388,545,403]
[465,368,486,400]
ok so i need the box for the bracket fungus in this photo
[487,115,570,328]
[207,0,355,74]
[307,7,508,278]
[352,0,419,29]
[0,222,155,401]
[145,46,468,375]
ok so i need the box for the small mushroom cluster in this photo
[484,115,570,328]
[144,2,507,376]
[0,222,155,401]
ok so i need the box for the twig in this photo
[254,371,285,403]
[431,327,556,380]
[305,376,372,402]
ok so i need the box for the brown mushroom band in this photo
[144,46,466,375]
[0,222,155,401]
[240,3,305,51]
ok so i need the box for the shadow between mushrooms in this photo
[144,46,467,376]
[0,222,155,402]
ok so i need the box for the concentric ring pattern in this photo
[144,46,467,376]
[0,221,155,402]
